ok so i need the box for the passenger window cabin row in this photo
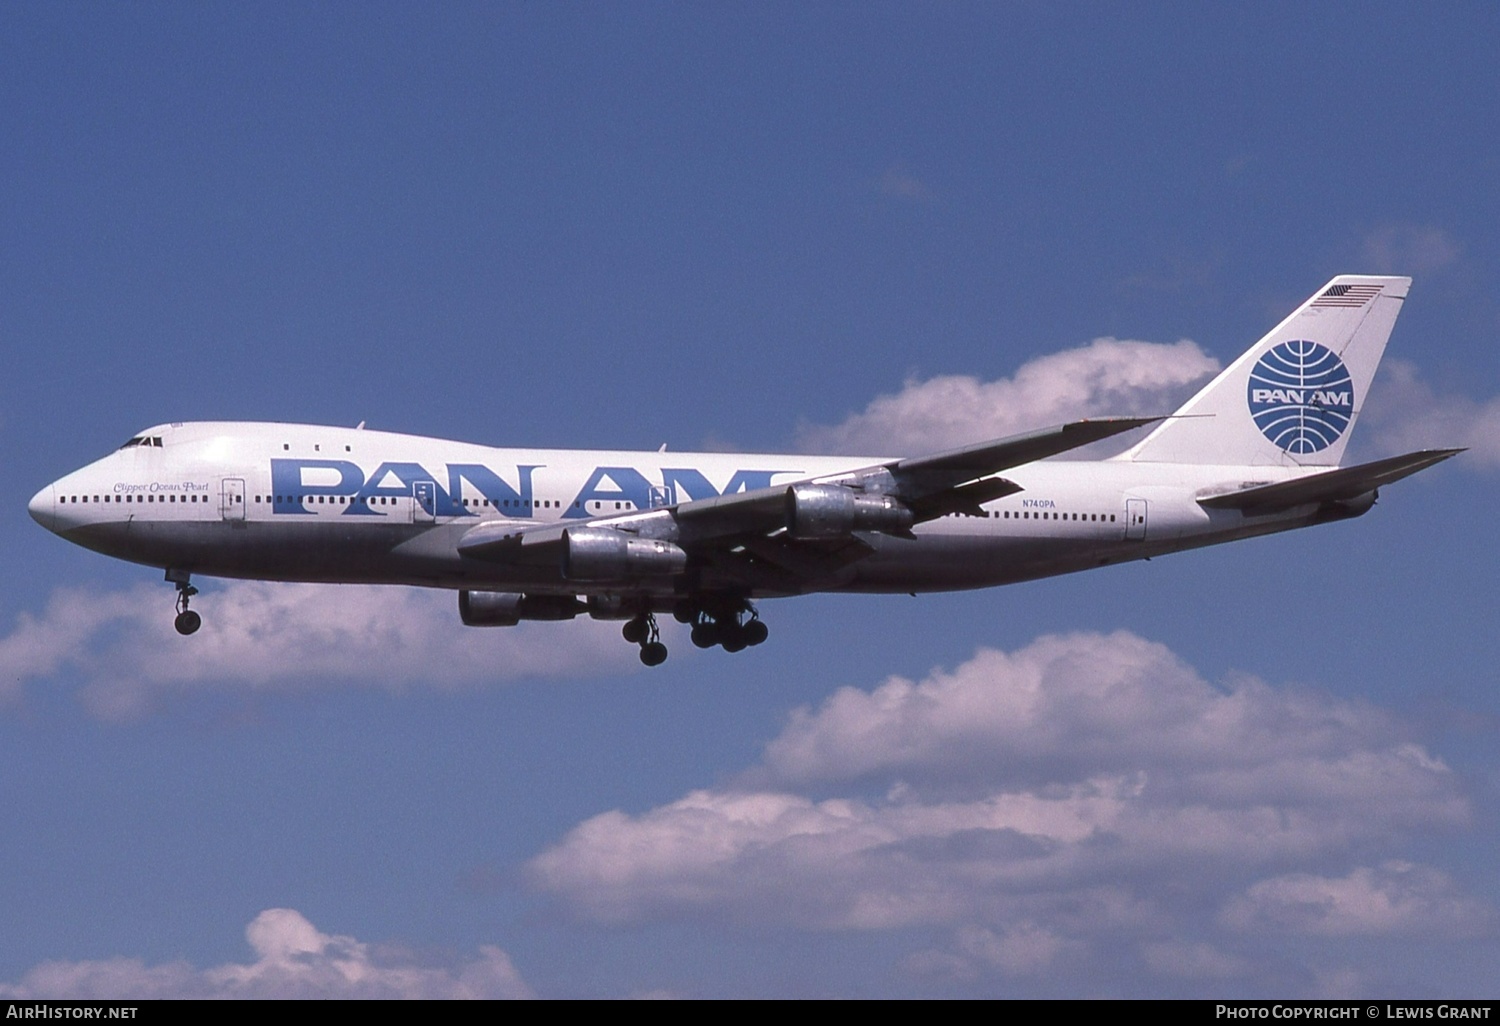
[60,493,205,503]
[60,490,1122,525]
[60,490,1119,525]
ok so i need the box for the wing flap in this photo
[907,476,1023,521]
[1198,449,1463,514]
[737,532,877,580]
[671,483,790,538]
[456,519,569,562]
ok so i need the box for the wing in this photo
[456,417,1160,589]
[625,415,1162,538]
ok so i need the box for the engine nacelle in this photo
[561,528,688,581]
[459,590,584,626]
[1314,489,1379,523]
[785,484,914,539]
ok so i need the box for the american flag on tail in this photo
[1311,283,1383,308]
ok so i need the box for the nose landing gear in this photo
[166,569,201,635]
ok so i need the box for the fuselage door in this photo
[1125,497,1147,541]
[648,483,676,509]
[221,477,246,521]
[412,480,437,524]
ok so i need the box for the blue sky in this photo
[3,1,1499,998]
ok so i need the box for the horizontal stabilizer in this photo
[1198,449,1463,515]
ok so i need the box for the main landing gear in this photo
[619,599,769,667]
[166,569,201,635]
[680,600,768,653]
[622,613,668,667]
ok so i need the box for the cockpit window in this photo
[117,436,163,449]
[120,437,145,448]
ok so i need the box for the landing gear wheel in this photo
[743,619,768,646]
[720,627,748,653]
[168,570,201,636]
[626,612,668,667]
[687,599,767,654]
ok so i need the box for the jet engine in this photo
[561,528,688,581]
[785,483,914,539]
[459,590,585,626]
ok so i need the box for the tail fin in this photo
[1122,275,1410,467]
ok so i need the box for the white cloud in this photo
[529,631,1485,990]
[791,327,1497,480]
[0,587,139,705]
[1360,225,1461,276]
[0,908,534,999]
[795,338,1219,455]
[1222,862,1492,938]
[0,580,633,719]
[755,633,1456,822]
[1141,941,1252,980]
[876,164,935,202]
[1360,358,1500,468]
[904,923,1076,983]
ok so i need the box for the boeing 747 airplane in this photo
[29,276,1459,665]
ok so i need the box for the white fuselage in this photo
[29,421,1339,601]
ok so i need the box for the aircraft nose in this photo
[28,484,56,532]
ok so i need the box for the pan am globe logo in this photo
[1247,340,1354,454]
